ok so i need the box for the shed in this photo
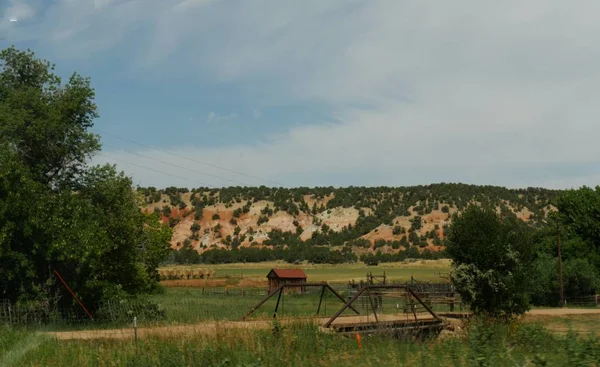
[266,268,307,293]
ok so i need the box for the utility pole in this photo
[557,225,565,307]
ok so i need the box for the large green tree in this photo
[446,205,535,318]
[554,186,600,268]
[528,187,600,305]
[0,47,171,312]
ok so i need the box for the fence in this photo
[0,286,350,330]
[563,295,600,308]
[2,289,598,334]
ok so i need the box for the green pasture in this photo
[147,287,389,324]
[164,259,452,283]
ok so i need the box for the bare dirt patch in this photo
[527,308,600,316]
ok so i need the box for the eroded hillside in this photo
[138,184,559,257]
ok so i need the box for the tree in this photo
[410,216,422,230]
[529,254,600,306]
[553,186,600,268]
[0,48,172,312]
[190,223,201,233]
[0,47,100,189]
[446,205,534,318]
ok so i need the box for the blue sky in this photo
[3,0,600,189]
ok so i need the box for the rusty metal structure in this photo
[325,284,439,327]
[324,284,444,337]
[242,282,360,320]
[241,279,448,337]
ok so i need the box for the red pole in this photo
[53,269,94,320]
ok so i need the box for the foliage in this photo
[170,242,201,265]
[528,187,600,305]
[530,253,600,306]
[553,186,600,268]
[447,205,535,317]
[0,47,171,313]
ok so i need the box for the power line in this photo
[96,153,215,187]
[95,129,286,187]
[102,143,249,186]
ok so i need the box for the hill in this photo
[137,184,560,263]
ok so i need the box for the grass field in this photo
[160,259,452,284]
[3,316,600,366]
[5,259,600,366]
[147,287,358,323]
[523,314,600,336]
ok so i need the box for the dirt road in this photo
[45,314,437,341]
[527,308,600,316]
[44,308,600,341]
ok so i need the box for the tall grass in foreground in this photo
[2,320,600,366]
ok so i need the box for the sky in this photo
[2,0,600,189]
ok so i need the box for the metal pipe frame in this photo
[324,285,439,328]
[242,282,360,320]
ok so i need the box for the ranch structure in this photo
[266,268,307,293]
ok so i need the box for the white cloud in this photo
[5,0,37,22]
[15,0,600,188]
[252,109,261,119]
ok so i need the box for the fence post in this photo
[8,304,12,325]
[133,316,138,348]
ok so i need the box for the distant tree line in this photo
[166,242,444,265]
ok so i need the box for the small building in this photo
[266,268,307,293]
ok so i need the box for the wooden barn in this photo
[266,268,307,293]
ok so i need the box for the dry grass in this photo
[157,267,216,280]
[523,313,600,335]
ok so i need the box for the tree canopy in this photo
[446,205,535,318]
[0,47,171,313]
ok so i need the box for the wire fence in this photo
[563,295,600,308]
[2,287,597,341]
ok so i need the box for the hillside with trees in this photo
[137,184,560,264]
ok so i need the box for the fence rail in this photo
[2,291,598,330]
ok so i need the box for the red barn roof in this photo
[266,268,307,279]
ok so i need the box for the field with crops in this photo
[158,259,452,285]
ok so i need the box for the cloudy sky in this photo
[3,0,600,189]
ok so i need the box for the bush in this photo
[190,223,201,233]
[257,215,269,226]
